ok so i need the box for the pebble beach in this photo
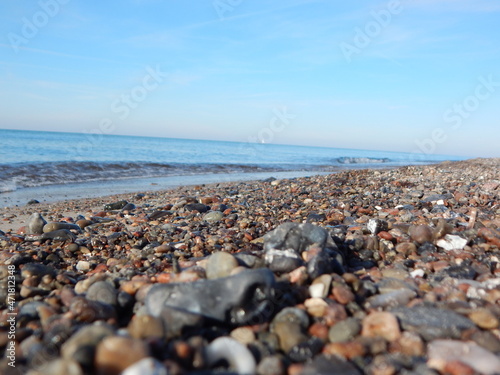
[1,158,499,375]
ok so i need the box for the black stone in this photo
[41,229,76,242]
[300,354,362,375]
[288,337,323,362]
[441,265,477,279]
[104,200,128,210]
[184,203,209,213]
[146,269,276,327]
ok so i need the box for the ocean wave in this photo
[0,161,297,190]
[336,157,391,164]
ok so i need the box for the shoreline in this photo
[0,157,499,374]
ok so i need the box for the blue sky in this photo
[0,0,499,157]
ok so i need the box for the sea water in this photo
[0,129,464,206]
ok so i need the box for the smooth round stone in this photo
[328,317,361,343]
[76,261,91,272]
[230,327,256,345]
[272,307,309,329]
[310,274,332,299]
[395,242,417,255]
[203,211,224,223]
[408,225,434,244]
[127,315,164,339]
[43,222,80,233]
[27,213,47,235]
[94,336,149,375]
[362,311,401,342]
[428,339,500,375]
[256,355,285,375]
[468,308,499,329]
[206,252,238,279]
[76,219,93,229]
[271,321,308,353]
[86,281,118,307]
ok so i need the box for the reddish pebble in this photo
[332,285,355,305]
[308,322,329,341]
[443,360,476,375]
[156,273,172,283]
[323,341,366,359]
[362,312,401,342]
[377,231,393,241]
[11,235,24,243]
[323,302,348,326]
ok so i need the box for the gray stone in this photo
[27,213,47,235]
[264,223,344,276]
[42,229,76,242]
[428,340,500,375]
[86,281,118,307]
[206,252,239,279]
[328,317,361,343]
[264,222,335,253]
[391,306,475,340]
[185,203,209,213]
[366,289,416,309]
[203,211,224,223]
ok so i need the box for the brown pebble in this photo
[94,336,149,375]
[395,242,416,255]
[468,308,499,329]
[323,341,366,359]
[362,312,401,342]
[128,314,164,339]
[332,284,355,305]
[308,322,329,341]
[443,360,476,375]
[323,302,348,326]
[389,331,424,356]
[409,225,434,244]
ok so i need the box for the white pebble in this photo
[76,261,90,271]
[410,269,425,278]
[205,337,256,375]
[121,357,168,375]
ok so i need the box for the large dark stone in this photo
[146,269,276,327]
